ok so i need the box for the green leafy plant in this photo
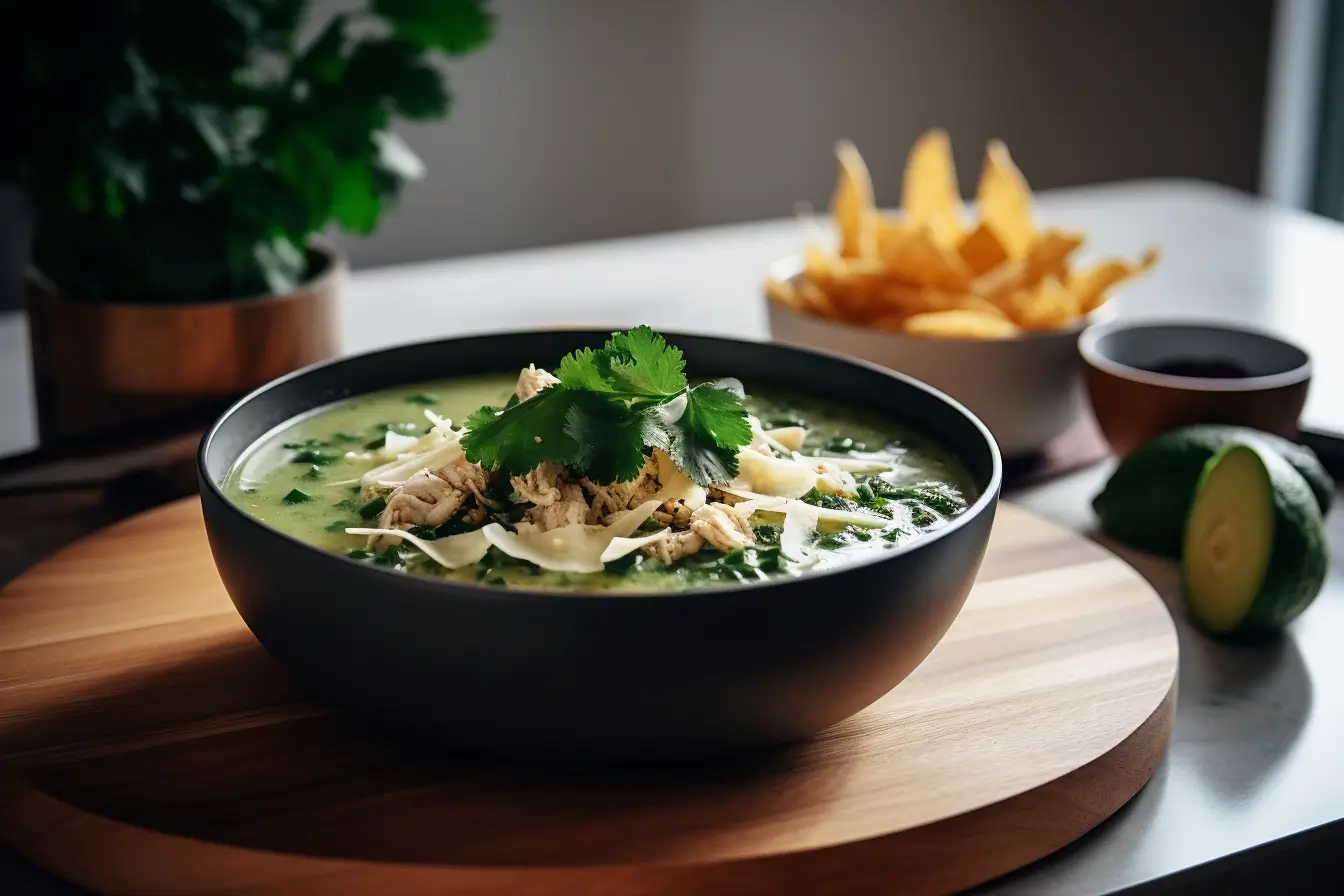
[5,0,493,303]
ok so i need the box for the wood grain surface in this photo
[0,499,1179,895]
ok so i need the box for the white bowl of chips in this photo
[764,131,1159,458]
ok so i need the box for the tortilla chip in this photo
[875,214,913,259]
[976,139,1034,257]
[831,140,878,259]
[1025,228,1085,281]
[878,282,1007,318]
[878,225,973,292]
[957,222,1010,277]
[1005,275,1081,331]
[970,227,1086,305]
[1069,248,1160,312]
[902,309,1022,340]
[803,245,889,317]
[803,243,841,284]
[805,244,885,283]
[793,134,1159,340]
[902,128,964,247]
[796,279,841,318]
[971,257,1028,303]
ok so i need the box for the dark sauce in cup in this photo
[1145,357,1252,379]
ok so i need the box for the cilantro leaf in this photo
[666,382,752,485]
[564,394,661,483]
[683,382,752,450]
[556,347,616,393]
[602,325,687,396]
[460,328,752,486]
[663,427,731,483]
[637,398,674,454]
[461,388,581,476]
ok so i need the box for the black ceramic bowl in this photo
[198,330,1002,764]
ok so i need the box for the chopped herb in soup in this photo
[225,327,975,592]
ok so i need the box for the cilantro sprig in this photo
[462,327,752,485]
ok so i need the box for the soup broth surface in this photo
[225,373,977,592]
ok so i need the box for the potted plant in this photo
[6,0,493,443]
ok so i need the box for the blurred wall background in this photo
[328,0,1273,268]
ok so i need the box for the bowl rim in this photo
[198,327,1003,604]
[1078,316,1313,393]
[765,254,1109,344]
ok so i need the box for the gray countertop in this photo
[990,465,1344,894]
[2,179,1343,893]
[5,178,1344,461]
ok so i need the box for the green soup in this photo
[225,373,976,592]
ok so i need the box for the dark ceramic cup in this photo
[198,330,1002,765]
[1079,319,1311,457]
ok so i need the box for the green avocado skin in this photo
[1180,444,1328,637]
[1093,425,1334,557]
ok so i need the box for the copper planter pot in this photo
[25,243,345,445]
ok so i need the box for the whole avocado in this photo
[1093,424,1333,557]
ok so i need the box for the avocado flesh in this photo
[1180,443,1329,637]
[1182,446,1274,633]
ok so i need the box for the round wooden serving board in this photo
[0,499,1178,896]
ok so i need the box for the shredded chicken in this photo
[651,499,694,529]
[511,462,568,506]
[582,455,660,518]
[515,364,560,402]
[642,529,706,564]
[371,460,489,546]
[359,431,464,499]
[708,487,749,507]
[689,502,755,552]
[461,499,489,526]
[518,483,590,534]
[362,479,398,500]
[506,463,593,534]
